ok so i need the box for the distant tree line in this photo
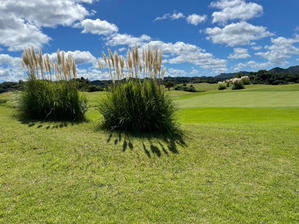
[0,78,106,93]
[248,70,299,85]
[1,70,299,93]
[163,76,223,84]
[76,77,106,92]
[162,71,299,90]
[0,81,24,93]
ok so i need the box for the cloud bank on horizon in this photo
[0,0,298,81]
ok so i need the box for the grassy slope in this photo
[0,84,298,223]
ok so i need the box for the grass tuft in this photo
[98,79,179,133]
[218,82,227,90]
[232,80,245,90]
[97,46,178,134]
[19,47,87,121]
[19,80,87,121]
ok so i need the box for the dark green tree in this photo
[164,81,175,91]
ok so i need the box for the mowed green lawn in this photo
[0,84,298,223]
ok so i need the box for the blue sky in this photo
[0,0,299,81]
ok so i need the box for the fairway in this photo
[0,84,299,223]
[177,84,299,108]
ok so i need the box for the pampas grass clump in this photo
[232,79,245,90]
[97,46,178,133]
[99,79,176,132]
[20,80,86,121]
[218,82,227,90]
[19,47,87,121]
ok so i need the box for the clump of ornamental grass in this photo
[241,76,250,85]
[19,47,87,121]
[97,46,179,134]
[231,79,245,90]
[226,76,249,90]
[218,82,227,90]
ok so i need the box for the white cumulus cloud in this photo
[190,67,199,75]
[228,48,250,59]
[252,45,262,50]
[167,68,187,76]
[154,12,185,21]
[0,16,50,51]
[146,41,227,73]
[210,0,263,24]
[0,54,24,81]
[103,33,227,74]
[256,35,299,65]
[0,50,99,81]
[106,33,151,47]
[48,50,97,65]
[74,19,118,35]
[186,14,207,26]
[233,60,271,71]
[206,21,273,46]
[0,0,94,51]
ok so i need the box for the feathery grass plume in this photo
[127,49,133,78]
[138,61,142,76]
[54,50,77,81]
[218,81,227,90]
[19,47,87,121]
[30,47,37,72]
[44,54,49,73]
[99,46,165,84]
[37,49,43,79]
[102,51,107,64]
[232,79,245,90]
[61,51,65,67]
[158,50,162,72]
[97,46,180,134]
[161,67,166,80]
[98,59,104,71]
[133,45,140,78]
[22,49,32,78]
[114,51,120,80]
[57,49,61,65]
[107,60,113,83]
[120,56,125,79]
[72,60,77,79]
[144,49,147,75]
[21,61,26,69]
[43,54,49,80]
[108,48,114,67]
[54,63,59,80]
[154,48,158,75]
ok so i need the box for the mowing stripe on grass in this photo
[177,91,299,108]
[177,107,299,124]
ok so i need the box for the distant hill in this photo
[288,65,299,73]
[269,67,286,74]
[216,65,299,79]
[269,65,299,74]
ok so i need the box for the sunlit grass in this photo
[0,84,298,223]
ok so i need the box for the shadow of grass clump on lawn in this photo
[16,115,86,130]
[104,128,186,158]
